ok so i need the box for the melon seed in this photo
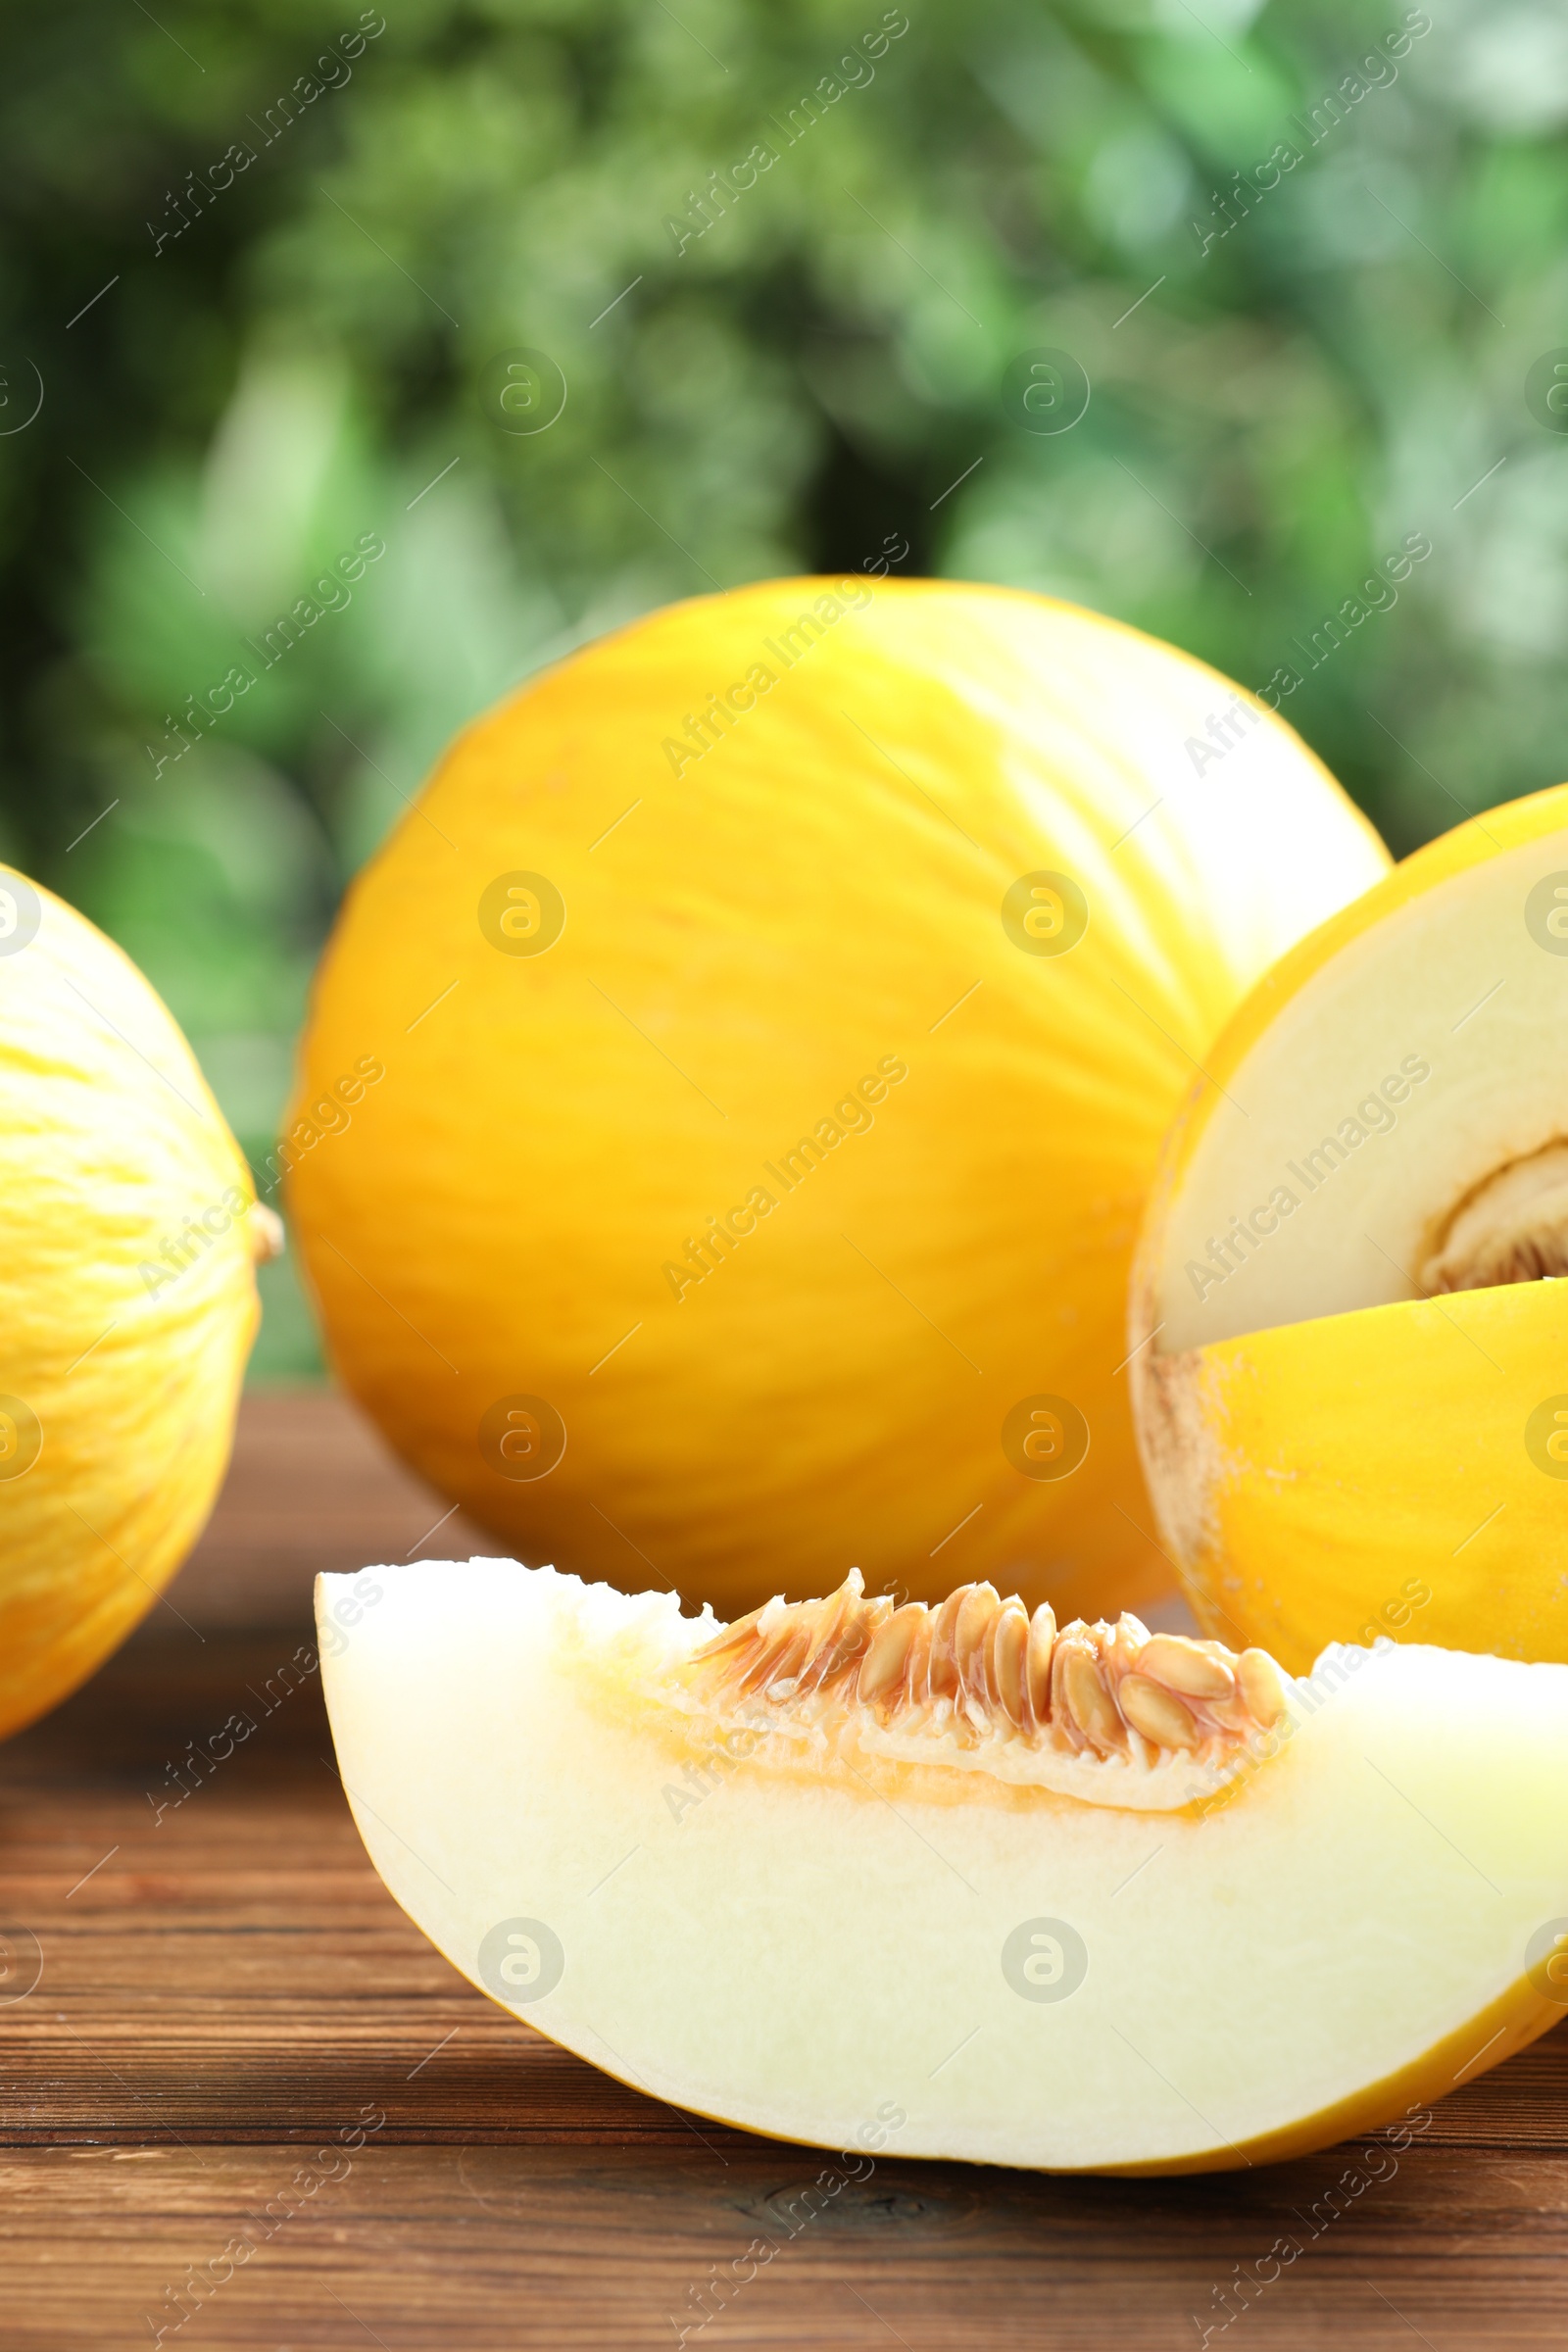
[1238,1647,1288,1727]
[1140,1634,1236,1701]
[859,1606,921,1704]
[928,1586,973,1701]
[1118,1673,1199,1750]
[1026,1603,1056,1723]
[956,1584,1001,1698]
[693,1600,769,1662]
[990,1599,1029,1728]
[1061,1647,1124,1752]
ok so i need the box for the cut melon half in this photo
[1131,783,1568,1670]
[318,1559,1568,2174]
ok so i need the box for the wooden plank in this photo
[3,1390,1568,2345]
[5,2140,1568,2350]
[144,1385,497,1633]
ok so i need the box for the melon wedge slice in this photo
[318,1560,1568,2175]
[1130,781,1568,1669]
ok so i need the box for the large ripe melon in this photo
[318,1559,1568,2172]
[288,577,1387,1624]
[0,863,275,1736]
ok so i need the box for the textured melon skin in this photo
[0,867,264,1737]
[318,1561,1568,2175]
[288,577,1387,1625]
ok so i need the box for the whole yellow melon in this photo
[0,864,273,1736]
[287,577,1387,1618]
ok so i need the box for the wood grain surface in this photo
[3,1389,1567,2349]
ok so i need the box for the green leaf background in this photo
[4,0,1563,1372]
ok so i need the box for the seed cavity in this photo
[684,1569,1290,1776]
[1422,1140,1568,1295]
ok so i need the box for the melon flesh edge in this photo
[318,1561,1568,2174]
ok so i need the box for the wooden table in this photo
[4,1390,1568,2348]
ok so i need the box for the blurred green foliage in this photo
[3,0,1565,1372]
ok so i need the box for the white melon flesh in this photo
[1151,816,1568,1355]
[318,1560,1568,2174]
